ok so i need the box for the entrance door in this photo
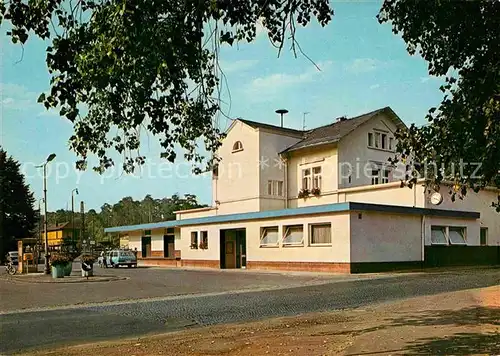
[224,240,236,268]
[141,236,151,258]
[220,229,246,269]
[163,235,175,258]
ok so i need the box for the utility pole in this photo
[36,153,56,274]
[71,188,79,246]
[303,112,309,131]
[80,201,85,252]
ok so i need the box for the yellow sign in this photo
[23,253,34,261]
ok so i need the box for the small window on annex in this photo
[310,224,332,245]
[260,227,279,247]
[430,226,447,244]
[283,225,304,246]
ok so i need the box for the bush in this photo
[81,255,95,264]
[50,253,70,266]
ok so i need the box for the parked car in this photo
[107,249,137,268]
[7,251,18,265]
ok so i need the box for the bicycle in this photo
[5,261,17,275]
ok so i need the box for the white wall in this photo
[179,213,351,263]
[259,129,302,210]
[128,231,142,252]
[424,216,480,246]
[213,120,260,209]
[349,211,423,263]
[338,113,402,189]
[286,145,339,207]
[424,188,499,245]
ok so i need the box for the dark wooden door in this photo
[141,236,151,258]
[164,235,175,258]
[225,241,236,268]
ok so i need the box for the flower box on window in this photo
[190,242,198,249]
[199,241,208,250]
[298,188,310,199]
[311,187,321,196]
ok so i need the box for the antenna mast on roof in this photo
[302,112,310,131]
[275,109,289,128]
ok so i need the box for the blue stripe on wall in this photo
[104,201,480,234]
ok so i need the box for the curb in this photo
[1,275,128,284]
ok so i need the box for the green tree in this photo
[0,0,332,174]
[0,148,37,261]
[378,0,500,210]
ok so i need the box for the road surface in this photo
[1,268,498,354]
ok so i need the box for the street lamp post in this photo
[71,188,79,246]
[36,153,56,275]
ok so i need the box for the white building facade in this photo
[105,107,500,273]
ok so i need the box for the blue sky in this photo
[0,1,444,212]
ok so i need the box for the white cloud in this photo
[219,59,259,74]
[420,76,445,83]
[345,58,380,74]
[246,60,333,97]
[0,83,40,110]
[369,84,380,90]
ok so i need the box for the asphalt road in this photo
[1,269,498,354]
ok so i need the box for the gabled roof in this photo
[237,118,304,137]
[281,106,405,154]
[47,222,72,231]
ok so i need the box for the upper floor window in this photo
[302,168,311,190]
[267,180,283,196]
[371,169,380,185]
[312,167,322,189]
[371,168,390,185]
[382,169,390,183]
[232,141,243,152]
[368,131,394,151]
[302,166,321,190]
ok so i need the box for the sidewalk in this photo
[21,285,499,355]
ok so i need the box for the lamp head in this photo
[46,153,56,163]
[75,188,79,195]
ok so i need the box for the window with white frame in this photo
[302,168,311,190]
[190,231,198,249]
[374,132,381,148]
[312,167,322,189]
[431,226,447,244]
[267,180,284,196]
[382,169,390,183]
[310,224,332,245]
[381,133,387,149]
[371,169,380,185]
[368,130,394,151]
[283,225,304,246]
[200,231,208,248]
[260,227,279,246]
[431,226,467,245]
[448,227,466,245]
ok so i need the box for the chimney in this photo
[336,116,347,122]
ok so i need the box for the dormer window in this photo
[232,141,243,152]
